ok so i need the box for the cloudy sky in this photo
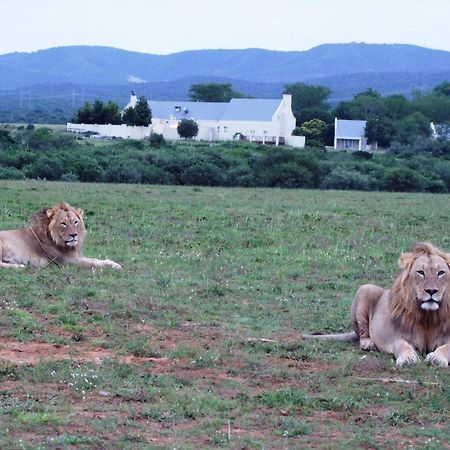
[1,0,449,56]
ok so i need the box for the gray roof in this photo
[335,119,367,139]
[149,98,281,122]
[221,98,281,121]
[149,100,228,121]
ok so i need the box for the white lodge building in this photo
[67,94,305,148]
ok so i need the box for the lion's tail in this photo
[301,331,358,342]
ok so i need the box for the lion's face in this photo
[47,205,86,250]
[407,253,449,311]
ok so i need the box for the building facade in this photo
[68,94,305,148]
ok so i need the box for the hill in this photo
[1,43,450,122]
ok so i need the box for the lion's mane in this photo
[31,202,86,253]
[389,242,450,340]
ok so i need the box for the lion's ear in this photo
[45,208,56,219]
[398,252,414,270]
[445,253,450,268]
[75,208,84,219]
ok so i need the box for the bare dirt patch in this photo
[0,338,169,366]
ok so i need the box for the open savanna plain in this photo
[0,180,449,449]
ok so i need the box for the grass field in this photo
[0,180,449,449]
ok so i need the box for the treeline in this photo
[285,81,450,147]
[0,127,449,192]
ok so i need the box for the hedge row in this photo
[0,129,449,192]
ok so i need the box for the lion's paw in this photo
[425,351,449,368]
[360,338,376,351]
[104,259,122,270]
[396,351,419,366]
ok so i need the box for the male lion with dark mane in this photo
[0,202,122,270]
[303,242,450,367]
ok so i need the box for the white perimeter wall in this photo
[66,123,151,140]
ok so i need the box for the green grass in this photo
[0,180,449,448]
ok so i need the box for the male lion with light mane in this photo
[303,242,450,367]
[0,202,122,270]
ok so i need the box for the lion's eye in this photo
[61,222,67,228]
[438,270,446,277]
[417,270,425,277]
[74,220,79,225]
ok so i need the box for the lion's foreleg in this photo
[0,241,25,269]
[0,261,26,269]
[351,285,380,351]
[393,338,419,366]
[426,343,450,367]
[75,257,122,270]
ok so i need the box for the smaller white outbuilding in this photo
[334,118,372,151]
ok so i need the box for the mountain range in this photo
[1,43,450,123]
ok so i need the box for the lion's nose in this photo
[425,289,438,296]
[69,233,77,238]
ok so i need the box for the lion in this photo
[303,242,450,367]
[0,202,122,270]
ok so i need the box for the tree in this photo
[365,117,394,147]
[410,91,450,124]
[73,102,93,123]
[189,83,244,102]
[133,96,152,126]
[334,89,384,121]
[383,95,410,121]
[122,96,152,126]
[394,112,432,144]
[73,100,121,124]
[283,83,331,125]
[432,80,450,97]
[177,119,199,139]
[299,119,327,143]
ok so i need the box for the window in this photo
[224,126,228,133]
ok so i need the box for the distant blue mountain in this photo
[1,43,450,122]
[1,43,450,88]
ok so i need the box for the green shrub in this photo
[321,167,371,191]
[104,162,141,183]
[148,133,166,147]
[60,172,80,182]
[0,165,25,180]
[24,156,63,180]
[180,161,226,186]
[384,167,428,192]
[140,164,174,185]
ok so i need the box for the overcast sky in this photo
[1,0,449,56]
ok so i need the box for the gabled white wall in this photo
[69,94,304,147]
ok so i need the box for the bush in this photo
[424,178,447,193]
[24,156,63,180]
[180,161,225,186]
[383,167,428,192]
[257,162,314,188]
[140,164,174,185]
[60,172,80,182]
[321,167,371,191]
[148,133,166,147]
[74,159,104,182]
[352,151,373,160]
[0,130,15,145]
[0,165,25,180]
[104,162,141,183]
[251,148,322,188]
